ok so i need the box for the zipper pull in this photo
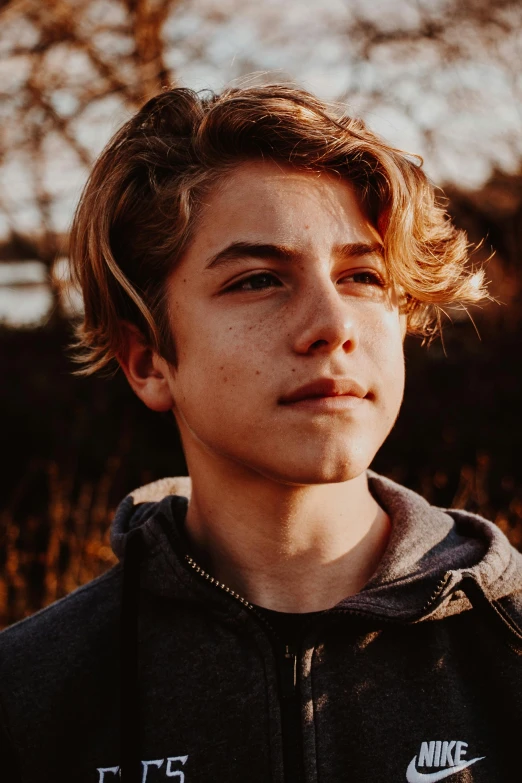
[281,645,297,699]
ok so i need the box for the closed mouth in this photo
[279,377,367,405]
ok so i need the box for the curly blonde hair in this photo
[69,84,487,375]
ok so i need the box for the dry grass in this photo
[0,458,119,629]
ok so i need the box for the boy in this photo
[2,84,522,783]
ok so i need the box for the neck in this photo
[183,460,390,614]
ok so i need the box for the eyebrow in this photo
[204,241,384,271]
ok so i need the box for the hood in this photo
[110,470,522,623]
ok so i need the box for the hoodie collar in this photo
[349,471,522,619]
[110,472,522,622]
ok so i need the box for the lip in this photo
[279,378,367,405]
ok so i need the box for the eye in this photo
[227,272,283,292]
[340,270,385,286]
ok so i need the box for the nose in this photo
[291,277,358,356]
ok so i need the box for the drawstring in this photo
[459,575,522,652]
[120,527,145,783]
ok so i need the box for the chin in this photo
[255,447,373,487]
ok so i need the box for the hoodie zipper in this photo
[184,556,454,782]
[184,554,301,782]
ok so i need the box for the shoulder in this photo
[0,564,122,655]
[367,470,522,621]
[0,567,124,776]
[0,565,122,712]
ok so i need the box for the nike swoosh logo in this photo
[406,755,485,782]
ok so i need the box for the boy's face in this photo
[161,159,405,485]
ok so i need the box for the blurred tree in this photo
[0,0,180,320]
[0,0,521,306]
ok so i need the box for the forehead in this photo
[185,159,382,265]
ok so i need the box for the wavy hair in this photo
[69,84,487,374]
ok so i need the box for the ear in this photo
[117,322,175,412]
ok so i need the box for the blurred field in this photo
[1,456,118,627]
[0,323,188,628]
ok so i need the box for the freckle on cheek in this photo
[256,371,260,375]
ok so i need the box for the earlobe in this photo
[117,322,175,412]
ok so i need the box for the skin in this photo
[120,159,406,612]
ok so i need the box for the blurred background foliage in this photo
[1,0,522,628]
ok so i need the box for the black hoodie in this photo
[1,471,522,783]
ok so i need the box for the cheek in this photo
[366,315,405,395]
[187,304,276,371]
[172,314,264,410]
[384,337,405,412]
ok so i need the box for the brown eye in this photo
[228,273,282,292]
[341,271,384,286]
